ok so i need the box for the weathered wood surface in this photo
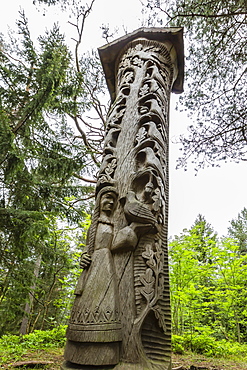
[63,27,184,370]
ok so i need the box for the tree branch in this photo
[73,173,97,183]
[68,113,100,166]
[73,0,96,73]
[175,11,246,19]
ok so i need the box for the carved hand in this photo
[79,252,92,269]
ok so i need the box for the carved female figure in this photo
[64,186,122,366]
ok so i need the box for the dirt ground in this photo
[172,353,247,370]
[4,350,247,370]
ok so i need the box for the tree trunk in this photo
[19,254,42,335]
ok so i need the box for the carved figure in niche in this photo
[107,96,126,126]
[139,78,168,109]
[97,155,117,190]
[135,122,166,151]
[134,172,163,217]
[104,127,121,155]
[118,175,161,243]
[139,98,164,119]
[137,181,154,205]
[144,121,167,146]
[122,189,157,234]
[118,68,135,87]
[136,146,165,178]
[64,186,122,366]
[111,178,160,254]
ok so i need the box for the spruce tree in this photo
[0,1,103,334]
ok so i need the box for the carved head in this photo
[87,186,118,255]
[100,191,117,216]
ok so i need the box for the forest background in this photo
[0,0,246,360]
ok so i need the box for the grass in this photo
[1,348,63,369]
[1,327,247,369]
[0,326,66,368]
[172,352,247,370]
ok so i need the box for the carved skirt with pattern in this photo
[66,248,122,343]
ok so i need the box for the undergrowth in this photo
[1,326,247,366]
[0,325,66,365]
[172,333,247,359]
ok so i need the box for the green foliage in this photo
[0,218,89,335]
[0,326,66,349]
[0,11,91,228]
[228,207,247,254]
[0,326,66,364]
[172,333,247,358]
[0,2,101,336]
[172,335,185,354]
[143,0,247,168]
[169,215,217,335]
[169,213,247,343]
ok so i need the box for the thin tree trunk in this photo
[0,266,14,304]
[19,254,42,335]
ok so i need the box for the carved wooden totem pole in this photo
[63,28,184,370]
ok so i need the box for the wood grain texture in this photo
[64,29,184,370]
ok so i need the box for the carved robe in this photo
[64,189,122,366]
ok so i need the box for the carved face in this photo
[100,192,117,215]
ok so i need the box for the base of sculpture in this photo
[61,361,115,370]
[61,361,171,370]
[64,341,120,366]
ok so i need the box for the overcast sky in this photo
[1,0,247,238]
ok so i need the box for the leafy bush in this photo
[20,326,67,348]
[172,333,247,358]
[0,325,67,365]
[184,333,221,355]
[172,335,185,354]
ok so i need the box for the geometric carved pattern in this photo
[70,306,120,325]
